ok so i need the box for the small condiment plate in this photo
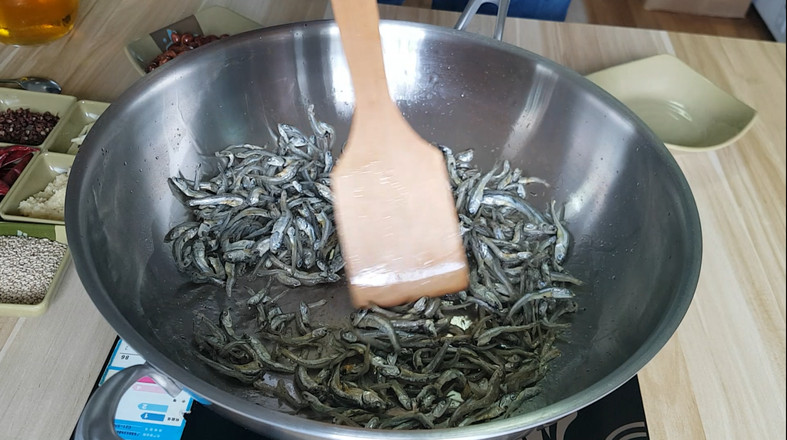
[125,6,262,76]
[0,88,77,150]
[0,221,70,317]
[0,152,73,225]
[586,54,757,152]
[45,100,110,154]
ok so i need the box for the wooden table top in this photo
[0,1,784,439]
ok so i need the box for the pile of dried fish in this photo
[165,106,342,296]
[169,112,581,429]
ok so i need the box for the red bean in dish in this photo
[146,32,230,73]
[0,108,59,146]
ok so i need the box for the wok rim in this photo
[66,18,702,439]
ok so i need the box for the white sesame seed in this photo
[0,236,67,305]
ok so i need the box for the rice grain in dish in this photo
[18,169,69,221]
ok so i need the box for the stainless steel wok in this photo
[66,7,702,440]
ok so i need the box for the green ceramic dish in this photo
[0,88,76,150]
[0,221,70,317]
[45,100,110,154]
[0,152,73,225]
[124,6,262,75]
[586,54,757,151]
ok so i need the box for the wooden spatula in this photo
[330,0,469,308]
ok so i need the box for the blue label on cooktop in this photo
[76,337,649,440]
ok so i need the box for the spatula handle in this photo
[331,0,395,117]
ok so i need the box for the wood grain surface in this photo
[0,2,784,439]
[585,0,773,40]
[408,0,774,40]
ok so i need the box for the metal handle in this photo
[454,0,511,41]
[73,362,183,440]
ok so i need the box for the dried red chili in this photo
[0,145,38,197]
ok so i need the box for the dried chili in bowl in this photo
[0,145,38,198]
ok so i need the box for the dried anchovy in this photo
[166,106,341,296]
[183,113,581,427]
